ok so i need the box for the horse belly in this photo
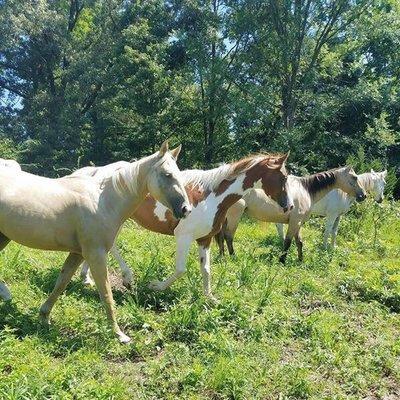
[0,203,79,252]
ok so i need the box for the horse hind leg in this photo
[331,216,341,248]
[0,232,12,301]
[39,252,83,324]
[80,261,94,286]
[110,244,134,289]
[198,240,217,302]
[295,231,304,261]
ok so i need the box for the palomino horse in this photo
[215,167,366,262]
[310,169,387,248]
[80,153,293,300]
[0,141,191,343]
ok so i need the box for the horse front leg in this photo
[84,249,130,344]
[276,223,285,241]
[197,238,217,301]
[39,252,83,324]
[0,233,11,301]
[148,234,192,292]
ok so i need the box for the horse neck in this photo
[301,170,339,204]
[101,155,155,223]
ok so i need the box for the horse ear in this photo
[159,140,169,157]
[274,151,290,166]
[382,170,388,178]
[170,144,182,160]
[371,168,375,174]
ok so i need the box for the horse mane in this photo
[357,172,374,192]
[299,168,338,195]
[182,153,285,191]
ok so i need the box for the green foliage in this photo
[0,0,398,185]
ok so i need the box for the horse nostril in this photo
[289,204,294,211]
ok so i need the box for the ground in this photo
[0,200,399,400]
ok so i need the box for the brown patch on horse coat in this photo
[214,179,235,196]
[197,193,242,247]
[132,195,178,235]
[132,185,210,235]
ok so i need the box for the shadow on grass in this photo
[28,267,128,306]
[0,300,88,355]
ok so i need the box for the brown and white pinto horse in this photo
[80,153,292,300]
[215,167,367,263]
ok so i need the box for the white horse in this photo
[309,169,387,248]
[215,167,367,262]
[0,141,191,343]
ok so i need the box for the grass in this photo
[0,199,399,399]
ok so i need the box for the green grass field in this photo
[0,200,399,399]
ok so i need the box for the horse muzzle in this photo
[282,204,294,214]
[356,192,366,202]
[173,203,192,219]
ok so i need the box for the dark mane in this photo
[300,169,337,196]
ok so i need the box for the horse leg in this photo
[84,249,130,344]
[80,261,94,286]
[276,223,285,241]
[295,230,304,261]
[331,215,341,248]
[149,235,192,291]
[225,230,235,256]
[215,229,225,257]
[0,233,12,301]
[279,221,299,264]
[110,244,133,289]
[279,235,293,264]
[323,216,336,249]
[39,252,83,323]
[198,239,216,301]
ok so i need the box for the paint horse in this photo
[216,167,366,263]
[80,153,292,300]
[0,141,191,343]
[309,169,387,248]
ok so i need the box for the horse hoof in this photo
[148,280,165,292]
[205,294,219,305]
[39,312,50,326]
[118,332,131,344]
[83,277,95,287]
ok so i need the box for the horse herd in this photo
[0,142,387,343]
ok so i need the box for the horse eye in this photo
[165,173,172,178]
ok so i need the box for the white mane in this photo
[358,172,375,193]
